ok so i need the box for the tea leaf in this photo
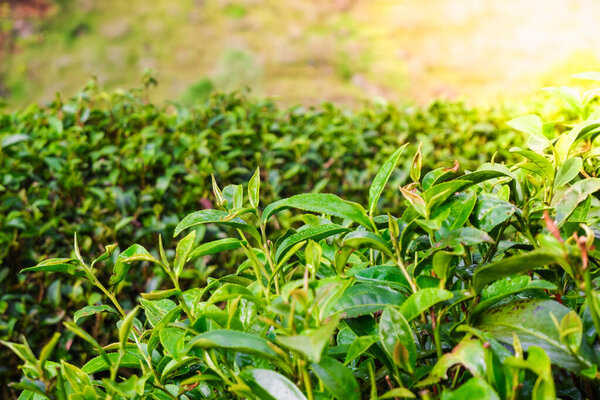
[342,231,394,258]
[174,230,196,277]
[186,330,279,360]
[344,335,379,365]
[332,284,406,318]
[74,305,118,324]
[188,238,247,262]
[276,315,340,362]
[311,356,360,400]
[379,307,416,372]
[174,209,260,242]
[274,224,349,263]
[510,148,554,181]
[476,299,593,372]
[241,369,307,400]
[248,167,261,208]
[419,339,486,386]
[399,288,453,322]
[111,245,160,286]
[368,145,407,215]
[21,258,83,276]
[353,265,411,292]
[554,157,582,188]
[119,306,139,349]
[472,250,563,294]
[440,377,500,400]
[82,353,142,374]
[472,275,556,316]
[263,194,372,229]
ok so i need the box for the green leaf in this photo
[82,352,142,374]
[90,243,118,269]
[274,224,349,263]
[174,209,260,242]
[400,187,427,218]
[433,191,477,231]
[0,340,37,365]
[423,180,469,214]
[554,157,582,188]
[263,194,372,229]
[432,249,461,285]
[440,377,500,400]
[410,143,422,183]
[48,116,63,134]
[102,375,146,398]
[139,298,177,327]
[472,275,556,316]
[241,369,307,400]
[248,167,261,208]
[332,284,406,318]
[342,231,394,258]
[140,288,182,300]
[419,339,486,386]
[379,307,416,372]
[437,227,493,247]
[73,305,118,324]
[552,178,600,225]
[159,327,186,358]
[476,299,593,372]
[311,356,360,400]
[506,114,544,138]
[188,238,246,262]
[186,330,279,360]
[368,145,407,215]
[38,333,61,370]
[211,174,225,207]
[208,283,264,308]
[344,335,379,365]
[276,315,340,362]
[110,244,160,286]
[64,321,110,363]
[474,194,518,232]
[61,360,92,391]
[119,306,139,349]
[21,258,83,276]
[472,250,563,294]
[379,388,416,399]
[148,306,182,355]
[560,310,583,354]
[399,288,453,322]
[174,230,196,277]
[222,184,243,210]
[422,165,460,190]
[510,148,554,181]
[353,265,410,292]
[1,133,29,148]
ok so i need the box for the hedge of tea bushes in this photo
[0,81,524,390]
[5,79,600,397]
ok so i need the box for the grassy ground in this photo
[3,0,600,107]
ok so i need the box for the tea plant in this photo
[0,77,519,386]
[6,86,600,398]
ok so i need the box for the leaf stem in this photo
[299,359,314,400]
[583,268,600,342]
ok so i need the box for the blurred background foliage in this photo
[3,0,600,108]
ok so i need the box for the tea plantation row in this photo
[3,79,600,399]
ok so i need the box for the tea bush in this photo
[0,78,520,388]
[5,76,600,398]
